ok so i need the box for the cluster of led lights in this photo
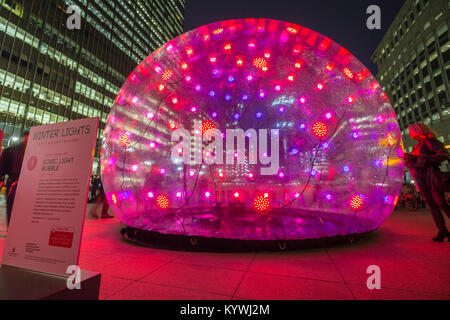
[107,20,400,221]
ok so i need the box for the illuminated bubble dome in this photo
[101,19,404,241]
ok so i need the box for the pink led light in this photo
[131,164,138,172]
[146,112,155,119]
[205,191,211,198]
[299,97,306,104]
[346,96,355,103]
[264,52,271,58]
[149,141,156,148]
[376,115,385,123]
[210,56,217,63]
[275,85,281,91]
[316,83,325,90]
[131,96,139,104]
[190,106,197,112]
[248,42,255,48]
[148,192,154,198]
[160,168,166,175]
[176,192,182,198]
[247,75,253,81]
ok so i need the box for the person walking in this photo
[89,177,113,219]
[404,123,450,242]
[0,130,29,227]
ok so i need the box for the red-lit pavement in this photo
[1,204,449,300]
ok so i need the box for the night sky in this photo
[183,0,406,74]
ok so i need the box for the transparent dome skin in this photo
[101,19,404,241]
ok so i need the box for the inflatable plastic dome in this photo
[101,19,404,241]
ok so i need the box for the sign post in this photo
[1,117,99,277]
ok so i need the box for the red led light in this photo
[236,58,244,66]
[218,172,224,178]
[393,195,399,207]
[316,83,325,90]
[169,122,176,130]
[254,194,270,212]
[325,63,334,71]
[356,72,366,81]
[162,69,174,81]
[293,45,302,54]
[288,75,295,82]
[287,27,298,34]
[158,84,165,91]
[312,122,328,138]
[186,47,194,55]
[111,194,118,205]
[213,28,224,35]
[156,195,170,209]
[224,43,232,50]
[386,133,397,147]
[294,62,302,69]
[346,96,355,104]
[264,52,271,58]
[180,62,188,70]
[343,68,354,79]
[172,97,178,104]
[234,192,240,198]
[120,132,130,147]
[202,121,215,135]
[210,56,217,63]
[350,195,363,210]
[253,57,268,71]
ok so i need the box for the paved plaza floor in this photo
[0,200,449,300]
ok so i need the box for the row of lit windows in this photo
[0,16,122,96]
[0,68,110,124]
[378,0,432,63]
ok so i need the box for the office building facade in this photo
[0,0,185,171]
[371,0,449,177]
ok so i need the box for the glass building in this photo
[0,0,185,171]
[371,0,449,177]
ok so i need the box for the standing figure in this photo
[0,130,30,227]
[404,123,450,242]
[89,177,113,219]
